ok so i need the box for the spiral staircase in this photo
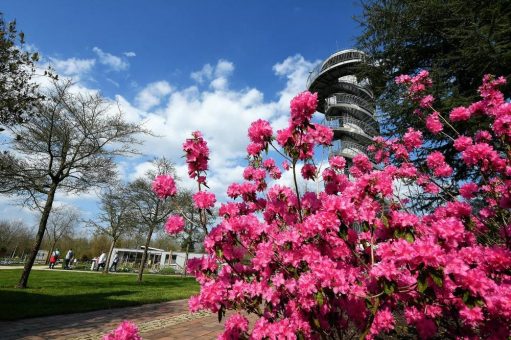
[307,50,378,169]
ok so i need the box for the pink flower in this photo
[395,74,411,84]
[420,94,434,108]
[449,106,471,122]
[459,306,484,327]
[427,151,452,177]
[164,215,185,234]
[493,113,511,138]
[370,308,395,336]
[247,142,264,156]
[453,136,473,151]
[219,313,249,339]
[248,119,273,144]
[403,128,423,150]
[459,182,478,199]
[183,131,209,180]
[290,91,317,128]
[329,155,346,170]
[301,164,317,180]
[425,112,443,134]
[103,321,141,340]
[308,123,333,145]
[193,191,216,209]
[152,175,177,199]
[276,127,294,148]
[475,130,492,142]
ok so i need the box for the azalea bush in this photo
[106,73,510,339]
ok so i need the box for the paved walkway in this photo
[0,299,230,339]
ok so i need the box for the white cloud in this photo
[49,57,95,77]
[191,64,213,83]
[190,60,234,90]
[1,53,320,228]
[123,51,136,57]
[126,54,316,202]
[92,47,129,71]
[135,81,173,111]
[273,55,321,111]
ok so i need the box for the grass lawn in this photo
[0,269,199,320]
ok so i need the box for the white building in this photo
[109,246,205,273]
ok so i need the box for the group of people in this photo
[91,251,119,272]
[48,249,120,272]
[48,249,75,269]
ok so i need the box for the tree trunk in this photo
[183,238,190,277]
[104,239,116,274]
[17,183,58,288]
[137,226,154,283]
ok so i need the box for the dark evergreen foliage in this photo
[356,0,511,211]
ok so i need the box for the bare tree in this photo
[44,205,79,264]
[88,183,137,273]
[174,190,206,276]
[128,158,176,283]
[0,81,147,288]
[0,220,31,258]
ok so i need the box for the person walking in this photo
[49,249,60,269]
[49,251,57,269]
[96,251,107,271]
[64,249,74,269]
[110,252,119,272]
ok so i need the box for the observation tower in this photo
[306,49,378,169]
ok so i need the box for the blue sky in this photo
[1,1,363,231]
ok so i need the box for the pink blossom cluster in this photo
[183,131,209,183]
[164,215,185,234]
[151,174,177,199]
[193,191,216,209]
[179,75,511,339]
[103,321,141,340]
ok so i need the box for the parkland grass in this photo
[0,269,199,320]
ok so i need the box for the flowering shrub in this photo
[107,73,510,339]
[178,73,511,339]
[103,320,141,340]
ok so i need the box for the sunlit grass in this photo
[0,269,199,320]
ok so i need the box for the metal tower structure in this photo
[306,49,378,169]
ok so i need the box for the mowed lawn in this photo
[0,269,199,320]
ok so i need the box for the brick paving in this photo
[0,299,230,340]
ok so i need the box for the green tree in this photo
[356,0,511,210]
[0,14,49,130]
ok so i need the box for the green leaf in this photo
[404,231,415,243]
[381,215,389,228]
[384,281,395,295]
[430,271,443,287]
[417,277,428,293]
[315,291,324,306]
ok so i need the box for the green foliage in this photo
[0,14,47,129]
[0,269,199,320]
[157,266,178,275]
[356,0,511,210]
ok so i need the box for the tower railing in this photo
[324,93,374,115]
[325,115,379,137]
[329,140,367,157]
[306,50,366,89]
